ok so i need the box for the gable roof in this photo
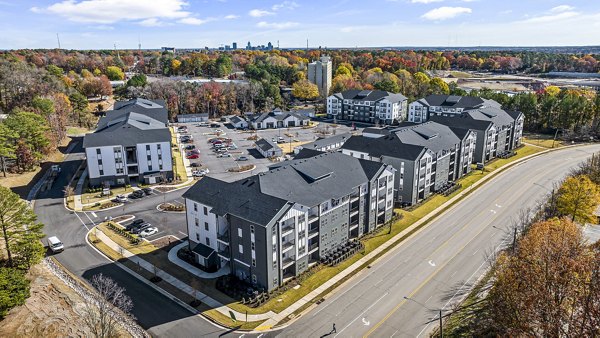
[421,95,485,109]
[249,110,310,123]
[229,116,245,124]
[293,148,325,160]
[183,176,290,226]
[84,111,171,148]
[341,134,426,161]
[333,90,407,103]
[300,132,352,151]
[104,98,169,125]
[465,106,516,128]
[255,138,281,152]
[392,121,460,153]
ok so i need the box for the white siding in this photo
[86,145,119,179]
[185,199,218,250]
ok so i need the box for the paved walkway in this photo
[167,241,230,278]
[94,228,275,322]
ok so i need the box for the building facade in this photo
[327,90,408,125]
[255,138,283,158]
[83,99,173,186]
[183,152,395,291]
[248,109,310,129]
[408,95,500,123]
[307,56,333,97]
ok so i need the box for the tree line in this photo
[443,156,600,336]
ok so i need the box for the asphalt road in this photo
[32,139,600,338]
[278,144,600,338]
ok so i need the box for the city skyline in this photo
[0,0,599,50]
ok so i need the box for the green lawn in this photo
[81,185,133,205]
[523,136,563,149]
[171,127,188,182]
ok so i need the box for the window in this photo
[205,237,210,246]
[203,206,208,215]
[239,244,243,254]
[238,228,243,237]
[252,274,257,283]
[252,258,256,267]
[99,169,104,176]
[195,218,199,227]
[147,155,151,161]
[157,144,161,151]
[196,233,200,241]
[204,222,209,231]
[194,203,198,212]
[251,242,255,250]
[146,145,150,151]
[98,159,103,165]
[148,164,153,171]
[96,148,101,155]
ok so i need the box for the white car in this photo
[51,165,61,173]
[139,227,158,237]
[217,153,232,158]
[114,194,127,203]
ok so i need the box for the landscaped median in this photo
[88,143,555,331]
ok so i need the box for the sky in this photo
[1,0,600,50]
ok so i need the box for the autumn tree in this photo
[429,77,450,95]
[0,186,45,269]
[105,66,124,81]
[487,218,599,336]
[292,79,319,101]
[3,112,51,169]
[556,175,600,223]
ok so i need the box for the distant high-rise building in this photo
[161,47,176,53]
[307,56,332,97]
[267,41,273,50]
[232,42,237,50]
[246,41,251,50]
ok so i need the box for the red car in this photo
[186,153,200,159]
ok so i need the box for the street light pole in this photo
[404,296,444,338]
[439,309,443,338]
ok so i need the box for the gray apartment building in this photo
[327,90,408,125]
[183,152,395,291]
[307,56,332,97]
[430,106,524,164]
[408,94,501,123]
[341,121,476,205]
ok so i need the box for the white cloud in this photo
[33,0,191,24]
[138,18,166,27]
[550,5,575,13]
[410,0,443,3]
[224,14,239,19]
[256,21,298,29]
[178,17,212,25]
[521,11,579,23]
[249,9,274,17]
[271,1,299,11]
[421,6,472,20]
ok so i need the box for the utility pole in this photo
[512,226,518,252]
[56,33,61,49]
[439,309,443,338]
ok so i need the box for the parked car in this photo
[215,148,228,154]
[210,123,221,128]
[47,236,64,253]
[185,144,196,150]
[198,122,209,127]
[217,153,232,158]
[277,136,285,143]
[51,164,61,173]
[214,129,224,134]
[237,156,249,161]
[131,223,152,234]
[192,170,204,177]
[227,144,238,150]
[186,153,200,159]
[189,149,200,154]
[142,187,153,195]
[139,227,159,238]
[190,162,202,167]
[272,138,277,143]
[125,219,145,231]
[113,194,127,203]
[128,190,145,199]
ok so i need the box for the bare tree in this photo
[82,273,134,338]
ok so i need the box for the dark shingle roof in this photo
[112,98,168,124]
[358,159,385,180]
[465,106,516,128]
[300,133,352,151]
[192,242,216,258]
[341,135,426,161]
[183,177,290,226]
[421,95,485,109]
[84,112,171,148]
[255,138,281,152]
[249,110,309,123]
[333,90,407,103]
[429,115,492,133]
[293,148,325,160]
[229,116,245,124]
[392,121,460,153]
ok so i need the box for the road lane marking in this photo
[472,249,479,256]
[74,212,90,231]
[335,292,388,337]
[83,212,96,226]
[490,209,496,214]
[495,204,502,208]
[91,212,97,218]
[428,260,436,267]
[362,318,370,326]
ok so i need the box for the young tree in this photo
[556,175,600,223]
[105,66,125,81]
[0,186,45,268]
[0,267,30,319]
[69,92,89,127]
[82,273,134,338]
[127,74,147,88]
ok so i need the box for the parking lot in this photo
[176,120,357,182]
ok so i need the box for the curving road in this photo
[33,140,600,337]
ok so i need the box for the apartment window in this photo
[146,145,150,151]
[194,203,198,212]
[116,168,124,174]
[252,258,256,267]
[99,169,104,176]
[157,144,161,151]
[195,218,199,227]
[159,164,163,170]
[148,164,153,171]
[204,222,209,231]
[250,225,255,233]
[251,242,255,250]
[203,206,208,215]
[252,274,257,284]
[238,228,243,237]
[196,233,200,241]
[239,244,243,254]
[205,237,210,246]
[97,159,103,165]
[147,155,152,161]
[158,154,162,160]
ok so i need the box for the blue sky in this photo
[1,0,599,49]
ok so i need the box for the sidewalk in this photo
[94,228,275,322]
[167,241,230,278]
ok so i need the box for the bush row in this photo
[105,222,141,245]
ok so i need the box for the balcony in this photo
[350,195,360,203]
[281,224,294,237]
[308,214,319,224]
[308,227,319,238]
[350,209,359,217]
[282,239,295,253]
[217,231,229,244]
[308,243,319,254]
[282,256,295,268]
[218,247,230,259]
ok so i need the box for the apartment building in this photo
[183,152,395,291]
[341,122,476,205]
[408,94,502,123]
[327,90,408,125]
[307,56,333,97]
[430,106,524,164]
[83,98,173,186]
